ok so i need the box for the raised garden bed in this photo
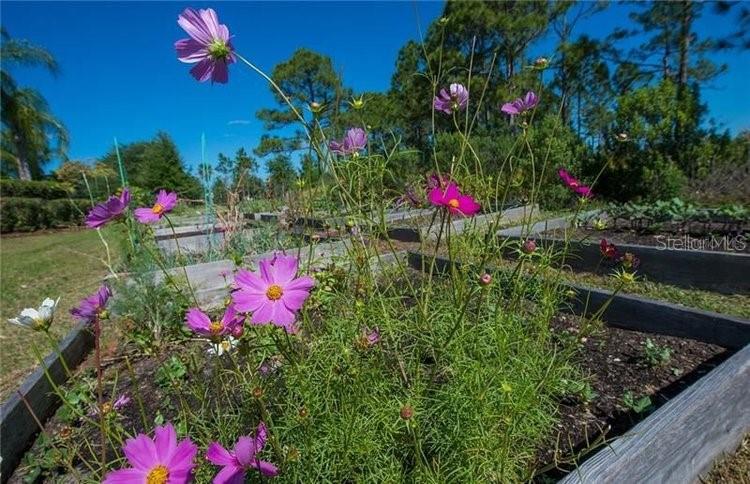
[503,228,750,295]
[387,203,537,242]
[405,250,750,482]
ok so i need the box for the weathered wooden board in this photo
[558,343,750,484]
[387,204,538,242]
[405,251,750,349]
[501,236,750,295]
[496,209,601,238]
[0,323,94,481]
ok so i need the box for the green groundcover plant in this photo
[7,7,639,483]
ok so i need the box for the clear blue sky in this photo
[2,1,748,178]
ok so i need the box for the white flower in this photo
[8,297,60,332]
[207,337,239,356]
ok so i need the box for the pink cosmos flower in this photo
[428,182,481,217]
[501,91,539,116]
[558,168,593,198]
[185,304,244,338]
[175,7,236,84]
[206,422,278,482]
[433,83,469,114]
[71,285,111,324]
[134,190,178,224]
[85,188,131,229]
[103,423,198,484]
[329,128,367,156]
[232,254,314,333]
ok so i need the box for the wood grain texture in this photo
[558,343,750,484]
[0,323,94,482]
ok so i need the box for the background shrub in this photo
[0,197,90,232]
[0,179,72,200]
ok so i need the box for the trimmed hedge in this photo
[0,197,91,232]
[0,179,72,200]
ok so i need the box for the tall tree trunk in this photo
[676,0,693,174]
[17,155,32,180]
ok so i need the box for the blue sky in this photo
[2,1,748,178]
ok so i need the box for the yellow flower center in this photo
[266,284,283,301]
[151,203,164,215]
[447,199,460,209]
[209,321,224,335]
[146,465,169,484]
[101,402,112,414]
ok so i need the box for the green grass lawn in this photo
[0,227,124,399]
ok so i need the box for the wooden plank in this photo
[502,236,750,295]
[496,209,600,237]
[563,283,750,349]
[558,343,750,484]
[0,323,94,481]
[405,251,750,349]
[388,204,537,242]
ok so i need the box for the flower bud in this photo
[533,57,549,69]
[252,387,263,399]
[400,405,414,420]
[522,239,537,254]
[479,273,492,286]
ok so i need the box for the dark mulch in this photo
[532,314,730,479]
[543,226,749,254]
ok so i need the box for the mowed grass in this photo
[0,227,124,399]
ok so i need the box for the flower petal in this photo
[206,442,235,466]
[122,434,158,471]
[153,423,177,463]
[175,38,208,64]
[212,465,245,484]
[103,468,147,484]
[233,436,255,467]
[190,58,216,83]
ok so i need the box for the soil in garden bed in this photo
[532,314,731,480]
[542,226,750,253]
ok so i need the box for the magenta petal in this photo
[103,468,147,484]
[258,258,275,284]
[234,269,266,292]
[177,8,213,45]
[190,58,215,83]
[206,442,235,466]
[250,301,276,324]
[213,465,245,484]
[233,436,256,467]
[232,290,267,314]
[175,38,207,63]
[254,460,279,477]
[282,289,310,312]
[501,103,519,115]
[253,423,268,452]
[212,61,229,84]
[285,275,314,292]
[169,439,198,472]
[153,424,177,463]
[134,207,159,224]
[442,182,460,201]
[428,186,446,206]
[270,255,299,284]
[185,308,210,333]
[122,434,158,471]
